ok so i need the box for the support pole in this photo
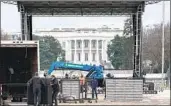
[0,2,1,47]
[30,15,32,40]
[27,15,32,40]
[137,7,143,78]
[20,4,30,41]
[132,14,137,77]
[24,13,28,40]
[161,1,165,85]
[132,3,143,78]
[21,12,25,40]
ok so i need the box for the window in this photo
[92,53,96,61]
[99,40,102,49]
[85,53,88,61]
[99,52,102,61]
[71,52,74,61]
[77,41,81,48]
[92,40,96,48]
[84,40,89,48]
[77,53,81,61]
[71,40,75,49]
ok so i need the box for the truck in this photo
[47,61,104,87]
[0,40,40,102]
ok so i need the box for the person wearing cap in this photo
[28,72,45,106]
[51,75,59,106]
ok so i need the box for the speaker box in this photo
[27,85,34,105]
[41,78,52,105]
[148,82,154,90]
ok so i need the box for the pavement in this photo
[3,90,171,106]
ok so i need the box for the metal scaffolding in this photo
[132,3,144,78]
[19,4,33,41]
[16,1,146,78]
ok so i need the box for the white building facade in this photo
[34,26,123,68]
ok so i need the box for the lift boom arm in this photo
[47,61,104,79]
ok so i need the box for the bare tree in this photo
[1,30,11,40]
[142,23,170,73]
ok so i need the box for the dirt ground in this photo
[4,90,170,106]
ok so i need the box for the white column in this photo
[96,40,99,64]
[89,39,92,63]
[101,40,104,61]
[68,40,71,62]
[104,40,107,62]
[81,40,84,62]
[74,39,77,63]
[65,40,68,61]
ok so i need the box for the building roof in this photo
[35,26,123,33]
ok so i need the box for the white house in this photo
[34,25,123,68]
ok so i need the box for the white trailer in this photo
[0,40,40,102]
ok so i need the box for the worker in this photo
[8,66,14,82]
[91,77,98,99]
[79,74,85,93]
[44,72,47,78]
[27,72,44,106]
[51,75,59,106]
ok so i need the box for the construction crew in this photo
[51,75,59,106]
[27,72,45,106]
[91,77,98,99]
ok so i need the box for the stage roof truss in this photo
[17,1,146,16]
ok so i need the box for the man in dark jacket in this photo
[28,72,44,106]
[51,75,59,106]
[91,77,98,99]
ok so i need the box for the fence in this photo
[105,78,143,101]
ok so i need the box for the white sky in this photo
[1,1,170,33]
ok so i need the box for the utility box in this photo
[105,78,143,101]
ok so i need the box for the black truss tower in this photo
[17,1,145,78]
[19,5,32,40]
[132,4,144,78]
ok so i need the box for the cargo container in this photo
[0,40,40,102]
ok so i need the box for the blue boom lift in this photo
[47,61,104,87]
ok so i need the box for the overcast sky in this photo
[1,1,170,33]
